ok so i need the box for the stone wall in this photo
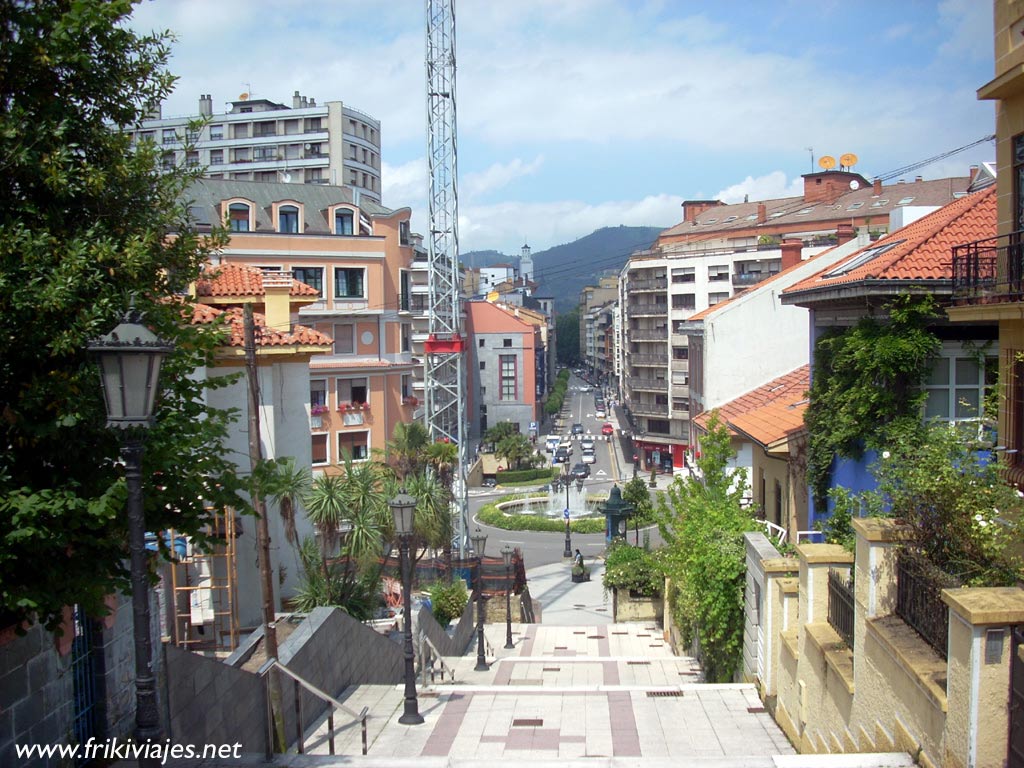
[418,598,476,657]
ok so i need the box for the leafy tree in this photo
[0,0,248,629]
[655,413,756,682]
[387,420,430,481]
[556,306,581,365]
[260,457,311,549]
[622,476,654,526]
[484,421,520,446]
[495,433,534,471]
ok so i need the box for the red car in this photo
[601,422,614,436]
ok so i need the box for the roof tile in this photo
[190,304,332,348]
[694,365,810,446]
[195,263,321,298]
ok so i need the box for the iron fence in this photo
[827,568,855,649]
[895,548,959,659]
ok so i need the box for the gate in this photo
[1011,625,1024,768]
[71,605,100,765]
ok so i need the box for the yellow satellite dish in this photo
[238,92,250,101]
[486,291,499,302]
[818,155,836,170]
[840,153,858,168]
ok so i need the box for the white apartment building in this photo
[131,91,382,203]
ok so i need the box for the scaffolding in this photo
[166,508,239,653]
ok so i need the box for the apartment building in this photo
[578,276,619,381]
[134,91,382,203]
[186,178,423,473]
[620,169,974,472]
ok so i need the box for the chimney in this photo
[198,94,212,117]
[301,96,308,108]
[681,200,722,223]
[914,175,923,182]
[781,238,802,270]
[836,222,856,246]
[873,178,882,195]
[309,98,316,107]
[261,271,294,336]
[969,165,979,184]
[757,203,767,224]
[293,90,302,108]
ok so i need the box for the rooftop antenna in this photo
[806,147,814,173]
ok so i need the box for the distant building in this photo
[132,91,382,203]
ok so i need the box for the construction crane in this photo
[424,0,469,550]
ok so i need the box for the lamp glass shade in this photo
[501,543,513,568]
[89,314,173,429]
[470,527,487,556]
[389,491,417,536]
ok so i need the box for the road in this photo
[468,373,662,569]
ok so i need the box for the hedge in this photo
[477,495,606,534]
[495,467,558,484]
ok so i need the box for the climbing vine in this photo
[804,294,941,508]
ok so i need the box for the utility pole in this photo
[243,305,285,752]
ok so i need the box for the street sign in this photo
[563,508,570,521]
[530,421,538,431]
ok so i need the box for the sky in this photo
[129,0,995,255]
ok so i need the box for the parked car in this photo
[601,422,615,436]
[570,462,590,480]
[581,449,596,465]
[571,422,585,437]
[482,477,497,488]
[580,436,596,451]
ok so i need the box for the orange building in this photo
[188,178,423,472]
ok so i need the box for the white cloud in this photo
[715,172,804,205]
[463,157,544,198]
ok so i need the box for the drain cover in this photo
[646,690,684,698]
[627,661,651,666]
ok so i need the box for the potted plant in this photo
[311,404,329,415]
[337,400,350,411]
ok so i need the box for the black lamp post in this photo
[389,490,423,725]
[470,527,489,671]
[601,484,634,545]
[561,468,572,558]
[501,544,514,649]
[89,306,173,761]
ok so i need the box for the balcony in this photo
[627,303,667,317]
[629,353,668,366]
[628,376,668,392]
[630,329,668,341]
[630,278,667,291]
[732,271,774,287]
[951,232,1024,305]
[630,401,668,417]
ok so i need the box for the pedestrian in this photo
[574,548,584,570]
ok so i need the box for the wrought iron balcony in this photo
[630,329,668,341]
[951,231,1024,305]
[627,303,667,317]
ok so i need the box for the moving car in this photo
[545,435,560,453]
[595,408,606,419]
[581,449,596,465]
[570,462,590,480]
[601,422,615,436]
[571,422,585,437]
[580,436,596,451]
[482,477,497,488]
[554,447,570,464]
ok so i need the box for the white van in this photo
[545,435,560,453]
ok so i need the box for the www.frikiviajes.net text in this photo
[15,738,243,764]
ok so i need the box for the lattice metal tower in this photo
[424,0,469,549]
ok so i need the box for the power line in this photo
[875,135,995,181]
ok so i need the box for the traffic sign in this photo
[563,508,570,521]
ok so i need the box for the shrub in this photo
[602,541,663,596]
[428,580,468,627]
[495,467,558,484]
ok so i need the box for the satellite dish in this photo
[840,152,859,168]
[849,180,860,190]
[304,143,312,151]
[281,172,292,183]
[238,92,249,101]
[819,155,836,170]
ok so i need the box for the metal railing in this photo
[629,353,668,366]
[630,278,668,290]
[630,329,668,341]
[951,231,1024,305]
[895,549,959,659]
[627,304,668,317]
[628,377,668,392]
[418,633,457,686]
[827,568,855,649]
[630,402,668,416]
[257,657,369,758]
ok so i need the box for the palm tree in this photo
[425,439,459,578]
[263,457,311,548]
[388,421,430,480]
[496,432,534,471]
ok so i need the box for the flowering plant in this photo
[403,396,419,406]
[311,404,329,415]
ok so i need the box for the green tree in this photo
[260,457,312,549]
[656,413,756,682]
[484,421,520,446]
[556,307,581,366]
[495,433,535,471]
[0,0,248,629]
[387,420,430,481]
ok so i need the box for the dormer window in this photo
[279,205,299,233]
[228,202,251,232]
[335,210,354,235]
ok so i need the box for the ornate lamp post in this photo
[89,306,173,761]
[561,468,572,558]
[389,490,423,725]
[470,527,489,671]
[501,544,514,649]
[600,484,634,545]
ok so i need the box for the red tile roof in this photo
[694,366,809,447]
[195,263,321,298]
[784,186,995,298]
[190,304,332,348]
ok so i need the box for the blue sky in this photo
[130,0,994,254]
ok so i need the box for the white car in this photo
[581,449,596,465]
[580,436,596,451]
[595,408,606,419]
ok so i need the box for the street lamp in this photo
[89,306,173,760]
[470,527,489,671]
[389,490,423,725]
[501,544,514,649]
[562,467,572,558]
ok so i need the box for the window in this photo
[338,430,369,462]
[647,419,670,434]
[228,202,250,232]
[846,202,864,211]
[209,149,223,165]
[479,339,485,348]
[255,121,275,137]
[897,196,915,205]
[479,361,486,370]
[293,267,323,297]
[672,294,695,310]
[278,205,299,233]
[400,221,411,246]
[161,152,174,171]
[209,125,223,141]
[499,355,517,401]
[708,292,729,305]
[334,268,365,299]
[924,349,997,422]
[307,117,322,132]
[310,380,327,410]
[401,323,411,353]
[708,265,729,281]
[162,129,177,145]
[232,124,249,139]
[503,338,512,348]
[671,267,695,283]
[333,323,354,354]
[673,346,689,360]
[312,434,328,465]
[823,240,905,278]
[399,270,411,310]
[350,144,358,160]
[253,146,275,162]
[186,151,199,167]
[233,147,250,162]
[335,210,354,235]
[284,144,300,160]
[337,377,368,405]
[401,374,412,399]
[1015,133,1024,231]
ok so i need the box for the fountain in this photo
[496,479,601,520]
